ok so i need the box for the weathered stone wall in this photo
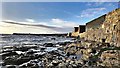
[103,8,120,46]
[82,8,120,47]
[86,14,106,31]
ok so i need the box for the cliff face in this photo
[83,8,120,47]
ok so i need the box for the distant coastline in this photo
[0,33,68,36]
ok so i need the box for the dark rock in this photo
[14,47,29,51]
[1,52,18,57]
[51,37,56,40]
[40,47,46,51]
[26,49,36,55]
[91,49,96,54]
[102,39,106,43]
[4,56,31,65]
[52,60,59,66]
[44,43,54,47]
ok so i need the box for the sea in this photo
[0,34,74,46]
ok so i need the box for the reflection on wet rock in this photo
[0,34,120,68]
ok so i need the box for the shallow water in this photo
[0,34,79,68]
[0,34,74,46]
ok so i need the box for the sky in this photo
[0,2,119,34]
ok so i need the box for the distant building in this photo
[71,25,86,37]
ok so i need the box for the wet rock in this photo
[1,52,18,60]
[52,60,59,66]
[13,46,29,51]
[6,65,16,68]
[1,32,120,68]
[44,43,54,47]
[51,37,56,40]
[58,62,67,68]
[40,47,46,51]
[47,63,53,67]
[25,49,37,55]
[4,55,31,65]
[14,45,38,51]
[34,52,46,57]
[72,63,77,68]
[65,46,77,55]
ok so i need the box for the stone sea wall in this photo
[81,8,120,47]
[86,14,106,31]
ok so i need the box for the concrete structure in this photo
[86,14,106,31]
[71,27,80,37]
[79,25,86,33]
[74,27,79,32]
[69,8,120,47]
[71,25,85,37]
[82,8,120,46]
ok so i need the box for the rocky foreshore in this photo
[0,36,120,68]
